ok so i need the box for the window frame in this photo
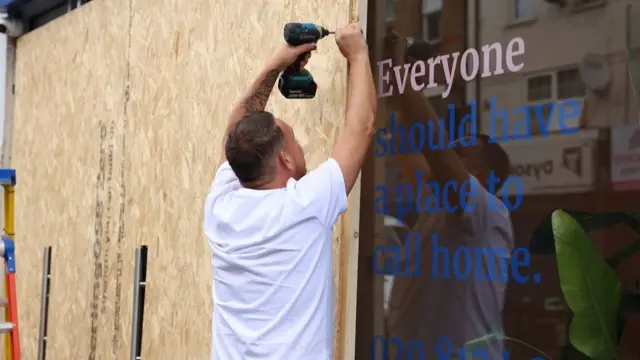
[570,0,607,13]
[526,72,555,103]
[512,0,536,21]
[525,67,586,134]
[385,0,396,23]
[421,0,443,44]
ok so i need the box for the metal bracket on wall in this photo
[37,246,52,360]
[130,245,148,360]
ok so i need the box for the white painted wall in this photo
[466,0,639,136]
[478,0,628,73]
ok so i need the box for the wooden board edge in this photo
[336,1,368,359]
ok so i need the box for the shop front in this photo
[356,0,640,359]
[611,123,640,191]
[500,130,603,360]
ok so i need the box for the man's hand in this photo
[335,22,368,62]
[383,29,422,110]
[383,28,408,67]
[267,42,317,72]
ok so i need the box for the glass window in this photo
[557,68,586,99]
[421,0,442,42]
[422,0,442,13]
[526,69,585,133]
[357,0,640,359]
[527,74,553,102]
[386,0,396,22]
[515,0,536,20]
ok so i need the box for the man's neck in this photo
[242,175,289,190]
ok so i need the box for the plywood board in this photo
[12,3,130,359]
[10,0,358,359]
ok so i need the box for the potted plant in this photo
[465,211,640,359]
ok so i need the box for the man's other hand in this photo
[335,22,368,62]
[383,28,408,66]
[268,43,317,71]
[383,29,410,109]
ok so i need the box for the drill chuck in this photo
[283,23,331,46]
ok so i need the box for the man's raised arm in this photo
[331,23,378,195]
[218,42,316,166]
[381,31,435,192]
[395,81,470,216]
[384,31,469,214]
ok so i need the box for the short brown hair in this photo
[225,111,285,184]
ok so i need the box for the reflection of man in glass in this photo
[383,31,515,359]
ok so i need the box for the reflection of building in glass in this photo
[364,1,640,359]
[384,0,466,108]
[468,0,639,138]
[460,2,640,360]
[383,0,468,217]
[628,4,640,119]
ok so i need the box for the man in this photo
[203,22,376,360]
[382,31,515,359]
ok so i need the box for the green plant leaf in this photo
[531,211,634,255]
[552,210,623,360]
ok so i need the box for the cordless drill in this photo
[278,23,333,99]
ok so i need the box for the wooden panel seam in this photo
[337,1,366,359]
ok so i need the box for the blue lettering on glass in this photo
[373,231,422,276]
[373,170,518,221]
[373,336,542,359]
[375,97,582,158]
[436,336,512,360]
[488,97,581,141]
[370,91,580,357]
[374,232,540,284]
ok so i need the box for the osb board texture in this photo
[11,0,353,360]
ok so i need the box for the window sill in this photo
[570,0,606,14]
[425,39,443,46]
[505,17,538,30]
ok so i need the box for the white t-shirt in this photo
[204,158,348,360]
[386,176,514,359]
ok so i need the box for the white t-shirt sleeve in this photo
[461,176,511,231]
[293,158,349,227]
[211,162,240,194]
[461,176,513,252]
[460,176,491,232]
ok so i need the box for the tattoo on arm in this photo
[243,70,280,113]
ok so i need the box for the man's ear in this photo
[278,151,295,172]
